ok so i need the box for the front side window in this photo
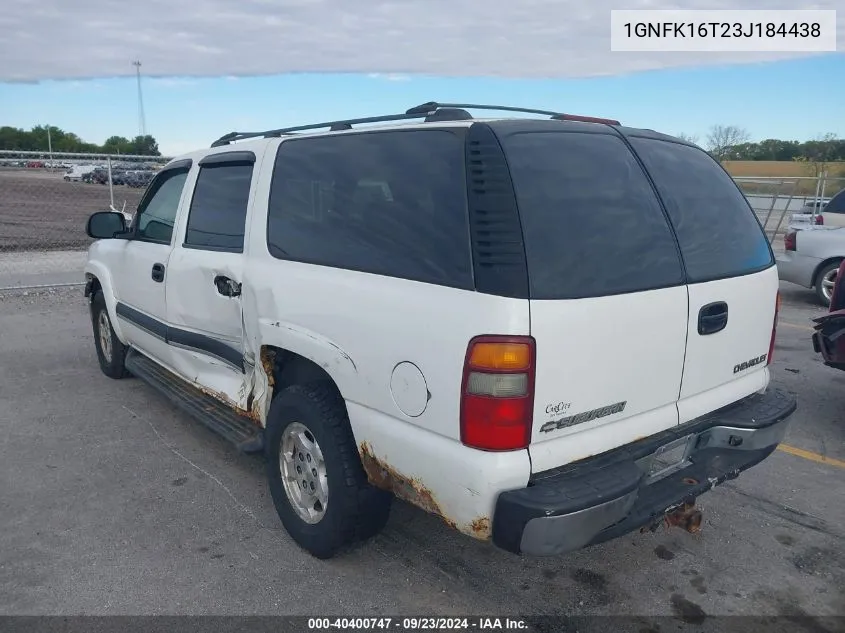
[136,168,190,244]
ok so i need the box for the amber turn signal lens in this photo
[468,342,531,371]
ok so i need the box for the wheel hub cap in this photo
[98,310,113,363]
[280,422,328,524]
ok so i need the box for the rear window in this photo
[500,131,685,300]
[629,138,773,283]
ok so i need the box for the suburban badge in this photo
[540,401,627,434]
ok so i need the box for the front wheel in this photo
[265,383,392,559]
[90,291,129,379]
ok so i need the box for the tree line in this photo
[0,125,161,156]
[678,126,845,163]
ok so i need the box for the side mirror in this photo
[86,211,128,239]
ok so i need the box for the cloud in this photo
[368,73,411,82]
[0,0,842,82]
[147,77,200,87]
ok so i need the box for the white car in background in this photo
[788,188,845,229]
[777,225,845,305]
[63,165,95,182]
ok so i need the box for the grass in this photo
[723,161,845,195]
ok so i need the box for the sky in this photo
[0,0,842,156]
[2,54,842,156]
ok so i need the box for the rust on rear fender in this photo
[360,441,479,535]
[260,346,276,388]
[469,516,491,539]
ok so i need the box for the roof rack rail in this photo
[209,102,619,147]
[406,102,621,126]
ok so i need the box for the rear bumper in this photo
[492,387,797,556]
[812,310,845,371]
[775,252,818,288]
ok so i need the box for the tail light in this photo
[784,231,797,251]
[460,335,536,451]
[768,291,781,365]
[815,214,824,225]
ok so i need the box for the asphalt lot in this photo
[0,281,842,625]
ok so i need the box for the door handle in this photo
[214,275,241,298]
[698,301,728,335]
[151,263,165,283]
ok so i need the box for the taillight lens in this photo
[815,214,824,225]
[460,335,536,451]
[784,231,796,251]
[768,291,781,365]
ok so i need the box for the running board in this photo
[125,349,265,454]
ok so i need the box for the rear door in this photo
[165,150,260,407]
[496,129,690,473]
[628,136,778,424]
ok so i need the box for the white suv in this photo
[83,102,797,559]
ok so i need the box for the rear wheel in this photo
[264,383,392,559]
[815,261,841,306]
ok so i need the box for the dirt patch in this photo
[0,169,145,252]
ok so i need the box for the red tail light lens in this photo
[784,231,797,251]
[768,291,781,365]
[460,335,536,451]
[815,214,824,225]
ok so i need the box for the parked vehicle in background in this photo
[789,188,845,228]
[812,259,845,371]
[125,170,155,188]
[64,165,96,182]
[91,168,111,185]
[777,226,845,305]
[82,102,795,560]
[110,169,129,186]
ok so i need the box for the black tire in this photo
[815,260,841,306]
[90,291,129,379]
[265,383,392,559]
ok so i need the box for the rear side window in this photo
[267,130,473,289]
[629,138,773,283]
[184,162,254,251]
[500,131,684,299]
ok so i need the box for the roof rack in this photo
[210,102,620,147]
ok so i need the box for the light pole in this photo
[46,124,53,168]
[132,60,147,137]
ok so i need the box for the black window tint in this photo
[185,163,253,251]
[500,131,684,300]
[826,189,845,214]
[629,138,773,282]
[267,130,473,289]
[136,169,189,244]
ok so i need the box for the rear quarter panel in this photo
[241,141,532,538]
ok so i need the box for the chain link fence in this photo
[0,149,843,287]
[0,150,172,288]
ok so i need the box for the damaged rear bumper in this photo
[812,309,845,371]
[492,387,797,556]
